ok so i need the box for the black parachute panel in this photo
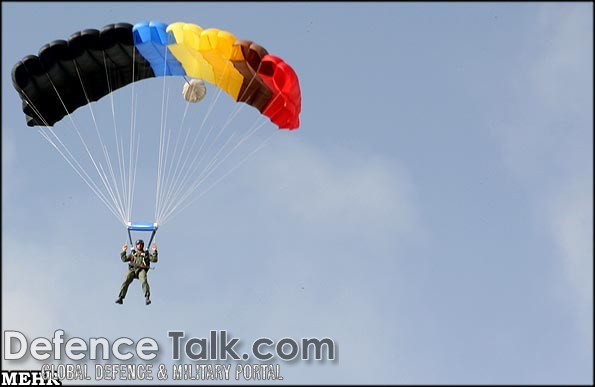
[12,23,156,127]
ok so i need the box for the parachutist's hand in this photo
[122,243,127,252]
[152,243,157,252]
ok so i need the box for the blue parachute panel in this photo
[132,21,186,77]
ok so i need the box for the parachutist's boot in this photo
[145,297,151,305]
[115,298,123,304]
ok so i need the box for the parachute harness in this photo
[126,222,158,272]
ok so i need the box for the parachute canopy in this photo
[12,21,301,129]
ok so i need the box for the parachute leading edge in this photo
[12,20,302,130]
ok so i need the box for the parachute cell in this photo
[132,21,185,76]
[231,40,274,113]
[166,22,214,81]
[12,23,155,126]
[259,55,301,129]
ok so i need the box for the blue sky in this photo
[2,2,592,384]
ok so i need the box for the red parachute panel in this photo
[258,55,301,130]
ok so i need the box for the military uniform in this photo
[118,248,158,302]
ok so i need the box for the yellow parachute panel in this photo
[166,22,215,82]
[167,24,244,100]
[197,28,244,99]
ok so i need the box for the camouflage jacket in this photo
[121,249,158,271]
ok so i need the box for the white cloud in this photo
[246,138,420,240]
[497,5,592,180]
[1,242,64,369]
[544,178,593,343]
[1,127,22,193]
[529,8,593,338]
[494,3,593,347]
[532,6,593,114]
[1,129,17,170]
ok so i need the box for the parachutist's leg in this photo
[118,270,135,299]
[139,270,150,298]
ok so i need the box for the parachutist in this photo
[116,240,158,305]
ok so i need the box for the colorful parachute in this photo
[12,21,301,129]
